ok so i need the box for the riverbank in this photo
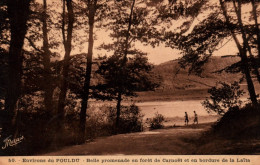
[134,88,210,102]
[134,83,260,103]
[162,115,219,127]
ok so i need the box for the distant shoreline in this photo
[133,88,210,102]
[134,87,254,103]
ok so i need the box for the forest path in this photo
[43,123,211,155]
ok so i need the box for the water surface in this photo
[135,100,216,118]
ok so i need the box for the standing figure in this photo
[194,111,198,124]
[184,112,189,125]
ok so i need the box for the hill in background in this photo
[136,55,260,102]
[153,55,241,90]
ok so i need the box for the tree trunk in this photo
[251,0,260,60]
[115,0,136,132]
[79,0,96,144]
[116,92,122,129]
[2,0,31,155]
[233,0,258,105]
[251,0,260,85]
[56,0,74,145]
[123,0,135,59]
[4,0,31,133]
[219,0,258,105]
[232,0,260,83]
[241,49,258,105]
[42,0,54,114]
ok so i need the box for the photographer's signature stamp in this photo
[0,127,24,150]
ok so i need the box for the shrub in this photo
[149,112,165,130]
[107,104,144,134]
[0,102,144,155]
[202,81,244,115]
[84,103,144,139]
[85,105,114,139]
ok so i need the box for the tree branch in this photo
[25,36,43,53]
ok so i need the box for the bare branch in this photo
[25,36,43,53]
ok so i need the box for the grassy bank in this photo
[193,104,260,154]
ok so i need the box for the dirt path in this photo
[43,124,212,155]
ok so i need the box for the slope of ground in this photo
[43,123,211,155]
[42,122,260,155]
[153,55,241,90]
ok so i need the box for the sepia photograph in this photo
[0,0,260,158]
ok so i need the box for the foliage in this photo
[107,104,144,134]
[102,0,160,48]
[94,0,160,101]
[93,53,158,100]
[4,0,260,155]
[84,104,144,138]
[84,105,113,139]
[149,112,165,130]
[212,103,260,139]
[94,0,161,130]
[67,54,86,98]
[157,0,207,27]
[164,11,233,75]
[202,81,244,115]
[162,0,260,77]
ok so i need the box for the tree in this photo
[3,0,32,138]
[79,0,110,143]
[250,0,260,61]
[94,53,157,130]
[78,0,97,143]
[162,0,260,105]
[202,81,245,115]
[56,0,74,142]
[113,0,136,129]
[41,0,54,114]
[22,0,62,114]
[78,0,159,141]
[219,0,257,105]
[94,0,160,130]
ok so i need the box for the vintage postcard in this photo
[0,0,260,164]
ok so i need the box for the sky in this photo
[130,0,254,65]
[126,36,238,65]
[90,30,184,65]
[33,0,248,65]
[78,0,239,65]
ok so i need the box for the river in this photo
[89,100,220,125]
[135,100,216,118]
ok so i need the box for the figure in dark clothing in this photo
[184,112,189,125]
[194,111,198,124]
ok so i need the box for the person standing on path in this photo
[193,111,198,124]
[184,112,189,125]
